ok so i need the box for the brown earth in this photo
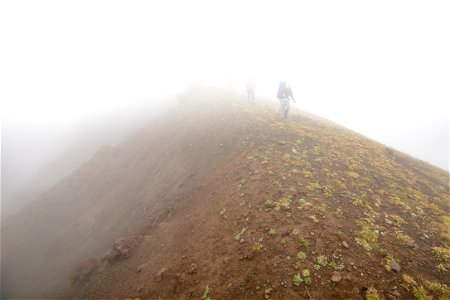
[2,86,449,300]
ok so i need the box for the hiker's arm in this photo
[290,90,296,102]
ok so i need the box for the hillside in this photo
[2,87,449,300]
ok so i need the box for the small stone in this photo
[392,290,401,297]
[187,263,198,274]
[406,240,416,248]
[390,262,401,273]
[342,241,349,248]
[114,237,133,258]
[331,272,342,283]
[155,267,167,282]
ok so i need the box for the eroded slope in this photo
[68,97,449,299]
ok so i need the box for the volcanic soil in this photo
[3,87,449,300]
[68,89,449,299]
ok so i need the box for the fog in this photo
[2,98,174,215]
[1,0,449,213]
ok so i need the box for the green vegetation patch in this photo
[309,215,319,223]
[424,280,450,298]
[432,246,450,261]
[253,237,264,256]
[292,269,312,286]
[234,227,247,241]
[299,237,310,249]
[317,255,328,267]
[355,218,379,252]
[264,197,293,211]
[313,204,327,214]
[297,198,313,210]
[264,287,273,300]
[297,251,307,261]
[365,287,381,300]
[402,274,433,300]
[202,285,211,300]
[395,231,415,246]
[390,214,407,225]
[306,182,322,192]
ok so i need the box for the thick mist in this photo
[0,1,448,297]
[2,1,448,179]
[2,98,174,215]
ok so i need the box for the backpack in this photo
[277,81,289,99]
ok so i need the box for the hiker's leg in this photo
[285,100,290,118]
[279,100,284,117]
[280,98,288,118]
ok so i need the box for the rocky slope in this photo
[2,87,449,299]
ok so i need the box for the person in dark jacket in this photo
[277,81,296,118]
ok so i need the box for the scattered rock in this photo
[342,241,349,248]
[392,290,401,297]
[104,249,120,262]
[114,237,134,258]
[387,290,401,299]
[175,272,185,283]
[187,263,198,274]
[155,267,167,282]
[244,252,254,260]
[406,240,416,248]
[331,272,342,283]
[390,262,401,273]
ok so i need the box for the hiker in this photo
[277,81,296,118]
[246,78,255,103]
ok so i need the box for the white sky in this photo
[1,0,449,170]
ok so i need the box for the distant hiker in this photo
[277,81,296,118]
[246,78,255,103]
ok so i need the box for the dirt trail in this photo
[3,87,449,299]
